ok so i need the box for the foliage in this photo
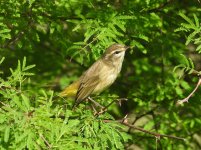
[0,0,201,149]
[0,58,130,149]
[175,12,201,53]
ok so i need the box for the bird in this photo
[59,43,129,108]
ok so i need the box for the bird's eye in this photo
[114,51,120,55]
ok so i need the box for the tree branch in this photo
[177,77,201,105]
[127,107,158,133]
[39,134,52,149]
[1,8,34,49]
[104,118,185,141]
[123,121,185,140]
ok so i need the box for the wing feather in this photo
[74,60,102,107]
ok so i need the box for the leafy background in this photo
[0,0,201,149]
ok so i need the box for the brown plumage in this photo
[60,43,129,108]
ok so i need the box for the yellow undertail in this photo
[59,81,80,97]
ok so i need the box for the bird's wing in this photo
[74,60,102,107]
[75,76,100,104]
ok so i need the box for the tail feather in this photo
[59,81,80,97]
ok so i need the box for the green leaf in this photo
[193,14,199,28]
[0,57,5,64]
[188,57,194,69]
[190,120,195,128]
[21,94,30,110]
[84,28,99,42]
[114,20,126,32]
[143,121,154,130]
[179,12,195,26]
[133,34,149,42]
[174,27,188,32]
[22,57,27,70]
[176,86,183,96]
[185,30,199,45]
[0,28,11,39]
[4,126,10,142]
[13,96,25,111]
[196,44,201,52]
[16,131,29,143]
[23,64,36,71]
[146,0,150,6]
[0,28,11,34]
[180,23,196,30]
[131,40,147,54]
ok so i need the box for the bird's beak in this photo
[124,46,130,50]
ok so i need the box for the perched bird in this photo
[60,43,129,108]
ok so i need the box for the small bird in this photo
[60,43,129,108]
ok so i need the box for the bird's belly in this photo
[93,72,118,94]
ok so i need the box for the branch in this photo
[39,134,52,149]
[189,70,201,76]
[1,31,25,49]
[1,9,34,49]
[104,118,185,141]
[69,36,99,62]
[39,12,93,21]
[127,108,157,133]
[0,85,22,94]
[123,122,185,140]
[65,56,87,68]
[177,77,201,105]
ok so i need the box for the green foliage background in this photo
[0,0,201,149]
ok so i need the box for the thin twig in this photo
[177,77,201,105]
[39,134,52,149]
[123,122,185,140]
[0,85,22,94]
[2,9,33,49]
[69,28,107,61]
[128,107,158,133]
[103,118,186,141]
[88,97,104,109]
[65,56,87,68]
[156,137,158,150]
[69,37,98,62]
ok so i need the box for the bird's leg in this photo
[87,97,104,115]
[87,97,104,109]
[90,104,98,114]
[95,98,128,116]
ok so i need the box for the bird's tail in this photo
[59,81,80,97]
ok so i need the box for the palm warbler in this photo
[60,43,129,108]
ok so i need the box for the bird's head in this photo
[103,43,129,64]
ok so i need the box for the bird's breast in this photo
[93,66,118,94]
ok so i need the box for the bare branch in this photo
[104,118,186,141]
[177,77,201,105]
[39,134,52,149]
[127,107,158,133]
[123,121,185,140]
